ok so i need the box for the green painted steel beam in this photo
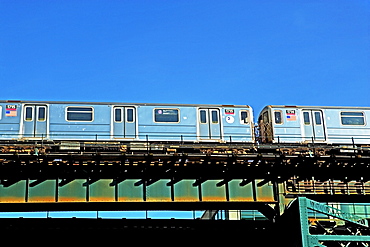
[311,235,370,241]
[298,197,370,247]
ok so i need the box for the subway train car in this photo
[0,101,254,143]
[258,105,370,144]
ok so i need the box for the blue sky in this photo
[0,0,369,219]
[1,1,369,114]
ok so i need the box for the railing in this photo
[286,180,370,195]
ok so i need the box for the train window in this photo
[303,112,310,125]
[274,111,282,124]
[211,110,218,124]
[314,112,322,125]
[126,108,134,122]
[25,107,33,121]
[200,110,207,123]
[67,107,93,121]
[341,112,365,125]
[154,109,179,123]
[0,106,2,119]
[240,111,249,124]
[115,108,122,122]
[38,107,46,121]
[262,111,269,123]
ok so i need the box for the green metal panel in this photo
[173,180,198,201]
[228,179,254,201]
[29,180,56,202]
[118,179,143,201]
[255,179,275,202]
[147,179,172,202]
[202,180,226,201]
[90,179,115,202]
[0,180,26,202]
[58,179,87,202]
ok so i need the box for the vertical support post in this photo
[143,180,147,201]
[252,179,257,201]
[55,178,59,202]
[352,137,355,148]
[146,135,149,154]
[86,178,90,202]
[25,178,29,202]
[298,197,311,247]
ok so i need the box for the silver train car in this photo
[258,105,370,145]
[0,100,254,143]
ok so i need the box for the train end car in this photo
[258,105,370,145]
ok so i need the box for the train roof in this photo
[1,100,251,108]
[261,105,370,111]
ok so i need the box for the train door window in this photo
[240,111,249,124]
[303,112,310,125]
[115,108,122,122]
[25,106,33,121]
[211,110,219,123]
[314,112,322,125]
[66,107,93,121]
[341,112,365,125]
[0,106,2,120]
[274,111,282,124]
[200,110,207,123]
[126,108,134,122]
[37,106,46,121]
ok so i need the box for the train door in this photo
[302,110,326,141]
[198,108,222,140]
[22,104,48,138]
[112,106,136,139]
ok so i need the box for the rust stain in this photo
[28,196,56,202]
[229,197,255,202]
[58,197,86,202]
[89,197,115,202]
[202,196,227,202]
[0,197,25,203]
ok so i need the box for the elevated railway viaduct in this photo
[0,141,370,246]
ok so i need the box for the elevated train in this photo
[0,100,369,150]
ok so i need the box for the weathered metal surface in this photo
[0,143,369,215]
[296,197,370,247]
[0,178,276,203]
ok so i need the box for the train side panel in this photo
[323,108,370,144]
[259,106,303,143]
[0,103,22,139]
[137,105,198,142]
[221,107,254,142]
[48,103,111,140]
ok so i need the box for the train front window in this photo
[341,112,365,125]
[274,111,282,124]
[240,111,248,124]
